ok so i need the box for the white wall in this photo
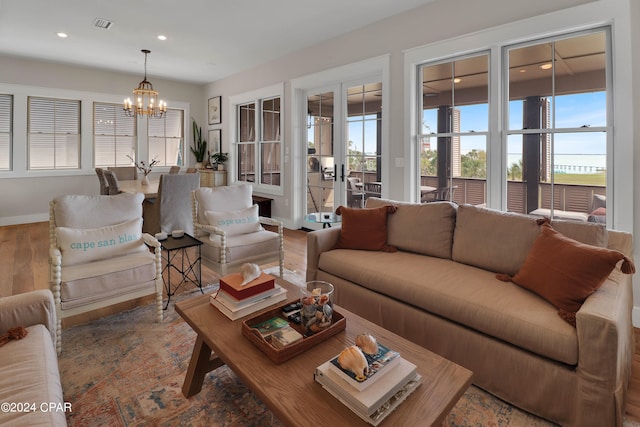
[0,56,205,225]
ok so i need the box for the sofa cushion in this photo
[53,192,144,228]
[204,205,261,236]
[61,251,157,309]
[334,205,397,252]
[318,249,578,365]
[0,324,67,426]
[507,223,634,325]
[550,218,608,248]
[56,218,146,266]
[366,198,456,259]
[452,204,540,275]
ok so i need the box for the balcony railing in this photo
[420,175,605,215]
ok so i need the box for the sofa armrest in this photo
[0,290,57,347]
[306,227,341,281]
[576,268,633,389]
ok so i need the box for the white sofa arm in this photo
[0,290,57,348]
[306,227,341,281]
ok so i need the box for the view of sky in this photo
[421,91,607,164]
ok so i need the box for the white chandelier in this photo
[123,49,166,118]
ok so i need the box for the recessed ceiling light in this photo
[57,32,68,38]
[519,69,527,73]
[539,63,552,70]
[453,78,461,83]
[157,35,167,41]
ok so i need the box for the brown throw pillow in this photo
[497,222,635,326]
[334,205,397,252]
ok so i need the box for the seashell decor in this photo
[355,333,379,355]
[239,263,261,286]
[337,345,369,381]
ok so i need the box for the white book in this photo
[315,356,418,417]
[209,287,287,320]
[215,285,284,310]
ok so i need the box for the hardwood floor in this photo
[1,221,639,422]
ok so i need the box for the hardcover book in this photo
[271,325,304,348]
[329,343,400,391]
[209,287,287,320]
[215,285,283,309]
[219,272,275,300]
[315,356,421,424]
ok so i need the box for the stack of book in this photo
[314,343,422,426]
[209,272,287,320]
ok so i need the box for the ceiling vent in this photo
[93,18,114,30]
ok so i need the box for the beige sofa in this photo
[0,290,67,426]
[306,200,634,427]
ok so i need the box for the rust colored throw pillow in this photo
[497,223,635,326]
[334,205,398,252]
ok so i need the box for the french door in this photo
[302,80,383,229]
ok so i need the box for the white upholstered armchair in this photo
[191,184,284,278]
[49,192,163,354]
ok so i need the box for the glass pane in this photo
[0,94,12,170]
[237,143,255,182]
[55,135,79,168]
[556,92,606,128]
[148,137,165,165]
[452,56,488,132]
[260,142,280,185]
[262,98,280,142]
[307,91,334,214]
[508,42,553,130]
[554,32,606,129]
[552,133,606,186]
[239,103,256,142]
[0,134,9,170]
[457,135,486,179]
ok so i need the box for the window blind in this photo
[28,96,80,170]
[0,94,11,170]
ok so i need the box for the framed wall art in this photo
[208,129,221,153]
[208,96,221,125]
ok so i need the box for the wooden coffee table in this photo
[176,279,473,426]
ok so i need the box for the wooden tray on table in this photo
[241,301,346,364]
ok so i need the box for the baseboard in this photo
[0,213,48,226]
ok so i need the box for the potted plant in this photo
[190,119,207,169]
[211,152,229,171]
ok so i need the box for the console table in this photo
[252,195,273,218]
[199,169,227,187]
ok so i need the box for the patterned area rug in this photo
[58,268,637,426]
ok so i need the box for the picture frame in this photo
[208,129,221,153]
[208,96,221,125]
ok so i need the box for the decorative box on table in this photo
[219,272,275,300]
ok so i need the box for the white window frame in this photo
[404,1,632,232]
[230,83,284,195]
